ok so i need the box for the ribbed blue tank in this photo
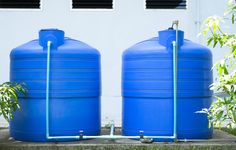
[122,29,213,140]
[9,29,101,142]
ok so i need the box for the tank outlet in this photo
[158,29,184,49]
[39,29,65,50]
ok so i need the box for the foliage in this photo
[221,127,236,136]
[0,82,27,122]
[201,0,236,128]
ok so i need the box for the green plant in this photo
[0,82,27,122]
[201,0,236,128]
[221,127,236,136]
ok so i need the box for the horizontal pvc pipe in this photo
[178,139,236,142]
[48,135,236,142]
[47,136,80,140]
[85,135,176,139]
[48,135,176,140]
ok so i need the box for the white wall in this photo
[0,0,232,127]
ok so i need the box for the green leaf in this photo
[207,37,214,46]
[216,111,224,120]
[213,39,218,48]
[232,14,235,24]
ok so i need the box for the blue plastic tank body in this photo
[10,29,101,142]
[122,29,213,139]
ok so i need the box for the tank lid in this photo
[158,29,184,48]
[39,29,65,49]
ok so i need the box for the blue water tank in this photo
[122,29,213,140]
[10,29,101,142]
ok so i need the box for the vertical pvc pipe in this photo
[110,120,115,136]
[172,41,177,139]
[46,41,52,138]
[172,22,179,140]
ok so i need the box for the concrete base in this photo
[0,128,236,150]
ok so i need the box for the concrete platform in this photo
[0,128,236,150]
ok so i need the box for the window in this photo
[0,0,40,9]
[72,0,113,9]
[146,0,186,9]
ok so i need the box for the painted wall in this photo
[0,0,232,127]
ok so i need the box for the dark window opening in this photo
[0,0,40,9]
[146,0,186,9]
[72,0,113,9]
